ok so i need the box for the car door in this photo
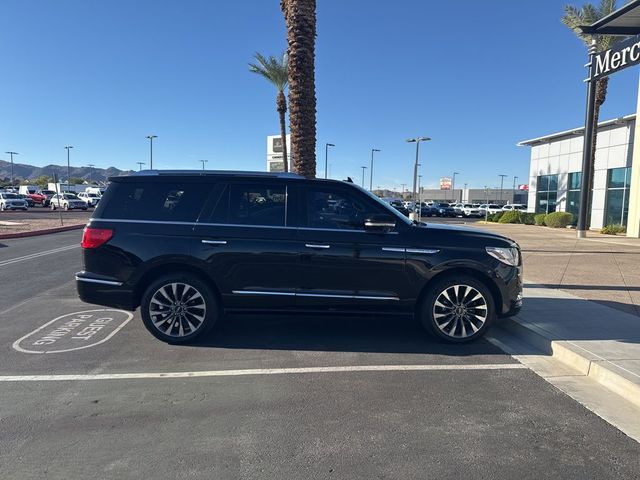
[193,179,301,310]
[294,183,411,313]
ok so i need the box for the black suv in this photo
[76,171,522,344]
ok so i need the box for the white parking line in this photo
[0,363,527,382]
[0,244,79,267]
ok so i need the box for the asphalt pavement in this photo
[0,228,639,479]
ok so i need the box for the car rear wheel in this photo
[419,275,495,343]
[140,274,219,344]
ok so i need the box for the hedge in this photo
[534,213,547,226]
[498,211,521,224]
[600,224,626,235]
[520,212,536,225]
[544,211,573,228]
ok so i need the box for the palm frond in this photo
[562,1,625,51]
[248,51,288,91]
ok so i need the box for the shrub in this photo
[520,212,536,225]
[600,224,626,235]
[491,211,504,223]
[534,213,547,226]
[499,211,521,224]
[544,211,573,228]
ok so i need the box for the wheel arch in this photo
[416,266,502,316]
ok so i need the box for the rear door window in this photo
[101,182,210,222]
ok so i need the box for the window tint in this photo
[101,182,208,222]
[306,188,383,230]
[211,183,286,227]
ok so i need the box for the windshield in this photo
[2,193,19,199]
[351,184,412,226]
[64,194,79,199]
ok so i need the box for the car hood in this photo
[414,222,517,248]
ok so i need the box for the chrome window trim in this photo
[381,247,405,253]
[405,248,439,255]
[231,290,399,301]
[90,218,196,226]
[75,276,124,286]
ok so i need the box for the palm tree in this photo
[562,0,625,194]
[249,52,290,172]
[280,0,317,178]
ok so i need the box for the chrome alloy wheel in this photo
[432,284,488,339]
[148,282,207,337]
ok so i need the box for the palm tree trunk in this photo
[276,90,288,172]
[589,77,609,193]
[281,0,317,178]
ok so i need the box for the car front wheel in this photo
[140,274,219,344]
[419,275,495,343]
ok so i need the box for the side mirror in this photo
[364,214,396,233]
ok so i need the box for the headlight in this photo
[486,246,519,267]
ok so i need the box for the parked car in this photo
[76,170,522,344]
[393,205,411,216]
[0,192,28,211]
[77,192,101,207]
[49,193,88,211]
[428,202,456,217]
[17,194,35,207]
[459,204,482,217]
[402,200,415,212]
[502,204,527,212]
[478,204,503,215]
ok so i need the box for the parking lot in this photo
[1,227,639,479]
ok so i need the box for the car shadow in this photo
[190,313,505,356]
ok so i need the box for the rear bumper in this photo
[76,271,136,311]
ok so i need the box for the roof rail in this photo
[130,169,305,179]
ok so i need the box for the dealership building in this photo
[519,114,635,232]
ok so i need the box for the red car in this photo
[27,192,47,206]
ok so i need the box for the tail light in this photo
[81,227,113,249]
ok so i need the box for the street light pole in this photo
[64,146,73,191]
[324,143,335,179]
[360,166,367,188]
[5,151,18,188]
[452,171,459,203]
[137,162,145,171]
[370,148,380,191]
[406,137,431,220]
[498,174,508,203]
[512,176,518,203]
[401,183,406,199]
[200,160,208,171]
[146,135,157,170]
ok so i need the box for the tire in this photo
[64,203,69,211]
[82,207,87,211]
[0,203,4,211]
[51,203,56,210]
[418,275,495,343]
[140,273,219,344]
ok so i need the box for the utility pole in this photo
[498,174,508,203]
[200,159,208,170]
[137,162,145,171]
[360,166,367,188]
[401,183,406,199]
[5,151,18,188]
[484,186,489,222]
[406,137,430,220]
[146,135,157,169]
[324,143,335,179]
[64,146,73,191]
[370,148,380,191]
[512,176,518,203]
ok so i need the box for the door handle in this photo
[202,240,227,245]
[305,243,330,249]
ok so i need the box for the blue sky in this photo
[0,0,638,190]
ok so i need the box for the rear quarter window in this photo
[99,181,210,222]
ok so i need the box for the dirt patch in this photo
[0,218,87,235]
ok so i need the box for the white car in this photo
[49,193,88,211]
[0,192,28,211]
[402,200,416,211]
[459,203,482,217]
[478,204,503,215]
[77,192,101,207]
[502,204,527,212]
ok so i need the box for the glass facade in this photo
[604,167,631,226]
[535,174,558,213]
[566,172,581,218]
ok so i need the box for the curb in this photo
[499,316,640,409]
[0,224,85,240]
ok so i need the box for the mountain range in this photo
[0,159,133,184]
